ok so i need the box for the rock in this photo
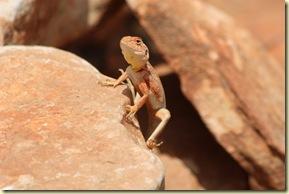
[0,0,110,46]
[0,46,164,190]
[126,0,285,189]
[158,154,203,190]
[204,0,284,65]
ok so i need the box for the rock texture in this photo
[0,0,110,46]
[0,46,164,190]
[204,0,285,65]
[126,0,285,189]
[158,154,203,190]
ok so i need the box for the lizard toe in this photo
[100,79,115,87]
[146,139,163,149]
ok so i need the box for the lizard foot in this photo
[146,139,163,149]
[125,104,137,119]
[100,79,119,87]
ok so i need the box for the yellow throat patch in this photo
[122,50,146,71]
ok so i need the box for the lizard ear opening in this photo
[144,48,149,61]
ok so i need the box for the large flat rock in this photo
[0,46,164,190]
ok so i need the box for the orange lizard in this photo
[104,36,171,149]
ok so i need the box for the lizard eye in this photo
[136,39,142,44]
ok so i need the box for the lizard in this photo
[103,36,171,149]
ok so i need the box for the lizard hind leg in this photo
[146,108,171,149]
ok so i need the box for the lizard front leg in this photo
[101,69,128,87]
[102,69,138,104]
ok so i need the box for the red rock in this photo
[0,0,110,46]
[158,154,203,190]
[126,0,285,189]
[0,46,164,190]
[204,0,284,65]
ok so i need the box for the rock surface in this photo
[126,0,285,189]
[204,0,284,65]
[0,46,164,190]
[158,154,203,190]
[0,0,110,46]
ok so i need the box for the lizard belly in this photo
[147,92,165,111]
[126,66,166,111]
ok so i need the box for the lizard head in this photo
[120,36,149,71]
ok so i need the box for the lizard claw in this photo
[146,139,163,149]
[125,105,137,119]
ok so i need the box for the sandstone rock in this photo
[0,46,164,190]
[0,0,110,46]
[126,0,285,189]
[158,154,203,190]
[204,0,284,65]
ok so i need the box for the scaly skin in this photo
[104,36,171,149]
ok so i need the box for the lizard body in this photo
[104,36,171,149]
[125,62,166,111]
